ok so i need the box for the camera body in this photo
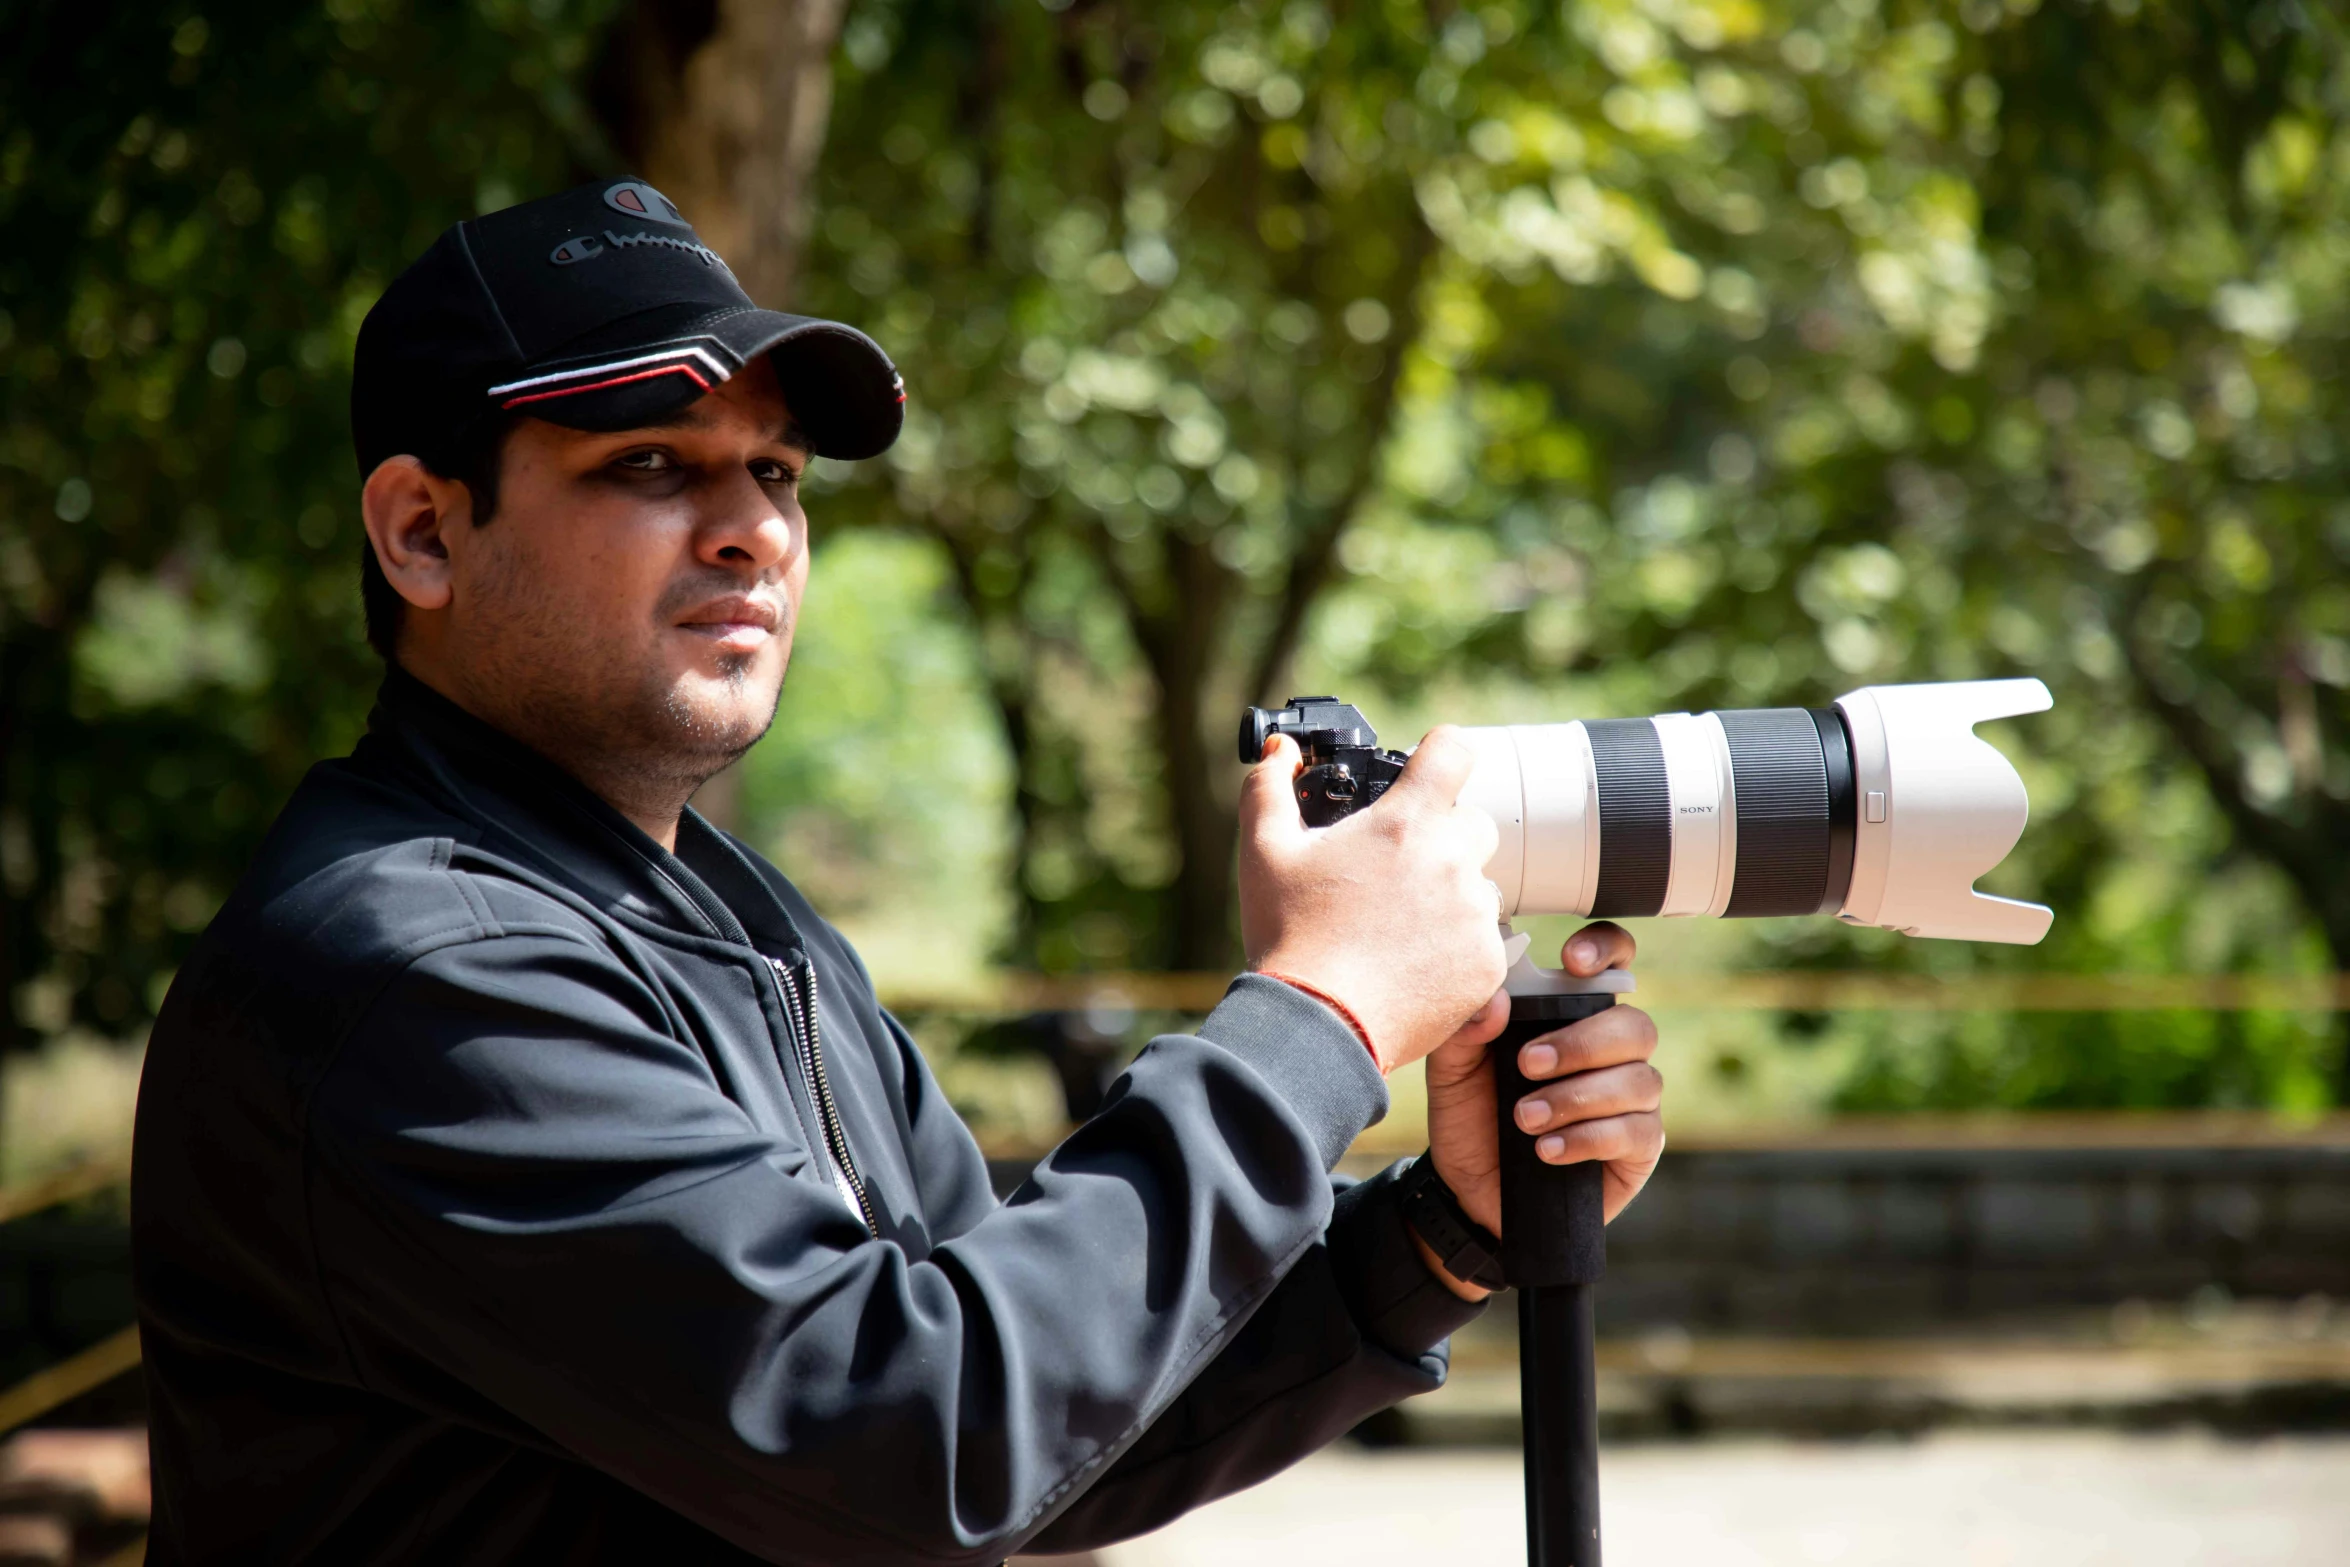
[1240,697,1411,828]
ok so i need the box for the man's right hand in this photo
[1238,727,1509,1076]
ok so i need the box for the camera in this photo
[1240,680,2052,945]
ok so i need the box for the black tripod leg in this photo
[1494,993,1615,1567]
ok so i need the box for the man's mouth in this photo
[675,595,783,657]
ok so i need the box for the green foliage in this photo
[782,0,2346,1104]
[741,532,1013,982]
[9,0,2345,1113]
[1396,0,2350,1100]
[0,0,610,1048]
[1834,1005,2337,1113]
[795,0,1474,971]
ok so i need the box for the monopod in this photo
[1493,938,1629,1567]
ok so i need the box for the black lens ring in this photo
[1586,718,1671,918]
[1810,706,1857,914]
[1719,708,1832,918]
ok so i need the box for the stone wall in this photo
[1598,1123,2350,1333]
[992,1116,2350,1335]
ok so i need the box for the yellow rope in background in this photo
[880,972,2350,1015]
[0,1158,131,1228]
[0,1327,141,1438]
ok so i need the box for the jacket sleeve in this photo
[866,992,1486,1551]
[303,938,1391,1566]
[1020,1158,1484,1552]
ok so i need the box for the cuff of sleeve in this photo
[1254,971,1379,1066]
[1327,1158,1488,1358]
[1197,973,1388,1169]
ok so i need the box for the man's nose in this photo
[696,469,798,574]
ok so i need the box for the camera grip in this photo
[1492,992,1616,1289]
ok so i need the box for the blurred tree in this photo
[1333,0,2349,1100]
[790,0,2345,1099]
[593,0,850,830]
[8,0,2345,1119]
[1979,0,2350,1094]
[796,2,1502,972]
[593,0,845,308]
[0,1,610,1056]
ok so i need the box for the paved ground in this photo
[1076,1432,2350,1565]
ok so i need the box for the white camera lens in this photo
[1457,679,2051,945]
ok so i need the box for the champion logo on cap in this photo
[603,181,690,227]
[549,236,605,266]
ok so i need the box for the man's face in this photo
[425,357,810,801]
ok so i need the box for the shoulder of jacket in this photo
[159,834,640,1105]
[238,761,612,947]
[266,836,603,960]
[181,825,614,1052]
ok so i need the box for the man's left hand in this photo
[1413,922,1665,1301]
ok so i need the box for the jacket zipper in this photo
[769,957,879,1235]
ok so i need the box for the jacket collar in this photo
[363,665,804,959]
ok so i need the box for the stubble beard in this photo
[466,555,786,833]
[587,639,780,815]
[660,651,773,771]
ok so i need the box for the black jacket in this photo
[132,670,1480,1564]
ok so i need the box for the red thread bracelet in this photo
[1257,971,1381,1069]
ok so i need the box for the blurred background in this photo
[5,0,2350,1561]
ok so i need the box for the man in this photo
[132,180,1665,1564]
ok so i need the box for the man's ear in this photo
[360,456,473,613]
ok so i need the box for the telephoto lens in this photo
[1242,680,2053,946]
[1454,679,2052,945]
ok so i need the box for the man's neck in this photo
[396,658,697,852]
[544,753,690,853]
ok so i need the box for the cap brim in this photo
[485,304,904,461]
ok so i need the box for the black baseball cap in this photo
[352,178,904,477]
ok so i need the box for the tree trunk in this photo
[1136,540,1239,972]
[595,0,848,830]
[1157,680,1238,973]
[1106,239,1434,971]
[2121,630,2350,1102]
[596,0,845,305]
[0,636,34,1063]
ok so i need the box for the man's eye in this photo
[615,450,675,473]
[751,459,801,485]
